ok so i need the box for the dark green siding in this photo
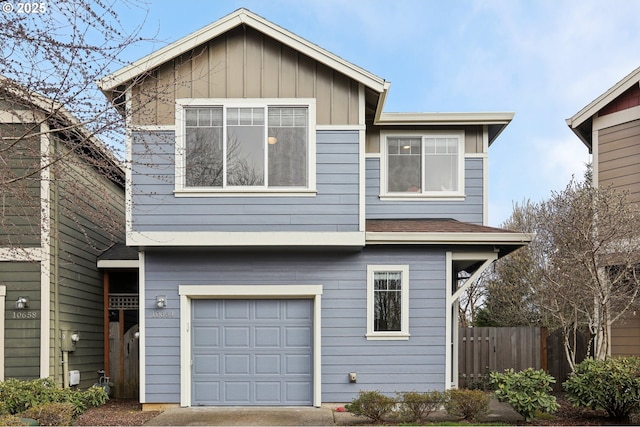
[1,261,41,380]
[49,138,125,388]
[0,123,41,247]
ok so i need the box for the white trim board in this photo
[178,284,323,407]
[127,231,365,247]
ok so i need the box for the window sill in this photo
[174,188,318,198]
[379,193,465,202]
[365,333,410,341]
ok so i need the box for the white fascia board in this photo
[97,259,139,269]
[127,231,365,247]
[567,65,640,129]
[375,111,514,126]
[98,9,387,94]
[366,232,533,245]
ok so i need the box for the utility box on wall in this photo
[60,330,79,352]
[69,370,80,386]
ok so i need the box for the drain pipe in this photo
[62,350,69,388]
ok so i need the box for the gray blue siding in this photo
[366,157,484,223]
[131,130,360,232]
[143,248,447,403]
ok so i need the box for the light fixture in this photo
[268,136,278,145]
[155,295,166,309]
[15,296,28,309]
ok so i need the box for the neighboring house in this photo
[567,65,640,357]
[0,76,125,388]
[98,8,531,408]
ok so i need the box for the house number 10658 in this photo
[152,311,175,319]
[12,311,38,319]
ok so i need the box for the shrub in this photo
[444,389,489,420]
[21,402,75,426]
[0,378,108,417]
[490,368,559,422]
[563,357,640,421]
[344,390,396,422]
[397,390,445,423]
[0,415,28,426]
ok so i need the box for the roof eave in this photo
[567,66,640,130]
[365,231,533,245]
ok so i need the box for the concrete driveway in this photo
[143,400,522,426]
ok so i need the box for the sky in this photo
[113,0,640,226]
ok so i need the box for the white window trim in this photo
[366,265,410,340]
[175,98,316,196]
[379,130,465,200]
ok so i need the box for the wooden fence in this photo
[458,326,589,389]
[458,327,546,388]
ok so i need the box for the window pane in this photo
[424,137,458,191]
[387,137,421,192]
[267,107,308,187]
[373,271,402,332]
[185,107,223,187]
[186,127,223,187]
[227,124,264,186]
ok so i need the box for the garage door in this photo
[191,299,313,406]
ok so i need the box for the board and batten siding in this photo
[131,130,359,233]
[131,25,360,127]
[365,157,484,223]
[1,261,41,379]
[142,247,447,404]
[598,118,640,204]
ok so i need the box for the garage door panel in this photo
[193,326,220,347]
[194,382,220,402]
[224,354,251,374]
[286,382,312,402]
[224,326,250,347]
[193,355,220,374]
[255,327,281,347]
[255,354,281,374]
[192,299,313,406]
[286,300,313,319]
[256,300,280,319]
[223,300,250,319]
[285,354,312,374]
[286,327,312,347]
[224,382,251,403]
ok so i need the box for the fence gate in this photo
[108,293,139,398]
[458,327,546,388]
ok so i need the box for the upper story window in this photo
[175,99,316,195]
[381,131,465,199]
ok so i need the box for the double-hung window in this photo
[382,131,464,198]
[176,99,315,194]
[366,265,410,340]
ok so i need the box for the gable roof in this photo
[98,8,513,140]
[98,8,389,96]
[566,65,640,150]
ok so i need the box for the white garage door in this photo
[191,299,313,405]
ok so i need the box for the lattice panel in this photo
[109,294,139,310]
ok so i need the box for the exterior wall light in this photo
[15,296,28,309]
[155,295,167,309]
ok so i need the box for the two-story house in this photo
[567,65,640,357]
[0,76,125,388]
[98,8,531,408]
